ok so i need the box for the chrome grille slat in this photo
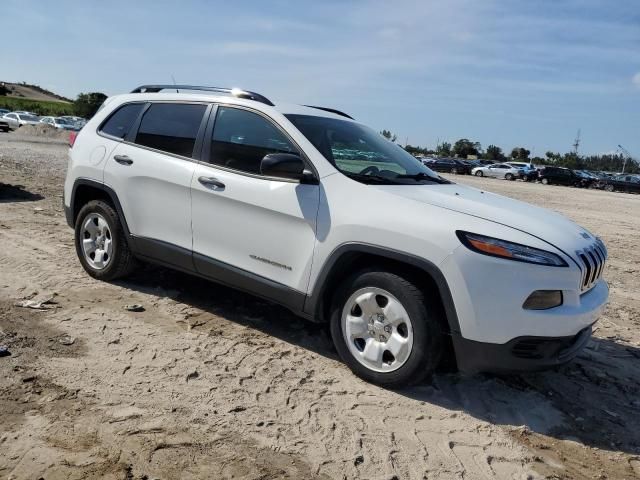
[576,239,607,292]
[592,247,605,278]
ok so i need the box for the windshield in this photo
[285,114,449,185]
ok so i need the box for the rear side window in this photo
[100,103,144,139]
[135,103,206,157]
[210,107,297,174]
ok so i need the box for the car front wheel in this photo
[475,171,483,177]
[505,173,514,180]
[541,178,549,185]
[330,270,444,388]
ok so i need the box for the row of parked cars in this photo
[0,108,86,132]
[422,157,640,194]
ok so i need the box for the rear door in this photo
[103,102,209,259]
[190,105,320,296]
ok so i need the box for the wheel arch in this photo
[67,179,132,240]
[304,243,461,337]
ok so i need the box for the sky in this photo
[2,0,639,156]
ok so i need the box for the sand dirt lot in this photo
[1,132,640,479]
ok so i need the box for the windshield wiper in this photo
[397,172,451,184]
[343,172,404,185]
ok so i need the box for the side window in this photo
[100,103,144,139]
[135,103,206,157]
[210,107,297,174]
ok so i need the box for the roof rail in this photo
[130,85,274,106]
[304,105,354,120]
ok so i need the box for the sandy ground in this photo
[1,132,640,479]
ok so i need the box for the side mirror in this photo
[260,153,318,184]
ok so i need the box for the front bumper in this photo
[453,325,593,373]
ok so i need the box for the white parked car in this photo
[40,116,79,131]
[2,112,41,130]
[63,84,609,387]
[471,163,524,180]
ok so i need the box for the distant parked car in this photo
[538,166,582,186]
[573,170,598,188]
[2,112,41,130]
[0,115,10,132]
[40,116,80,131]
[59,116,87,129]
[426,158,472,174]
[0,108,10,116]
[507,162,538,182]
[13,111,39,117]
[601,174,640,193]
[472,163,523,180]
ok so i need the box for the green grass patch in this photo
[0,97,74,116]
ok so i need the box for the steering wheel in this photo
[359,165,380,175]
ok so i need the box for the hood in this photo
[372,183,596,254]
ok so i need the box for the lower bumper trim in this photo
[452,325,593,373]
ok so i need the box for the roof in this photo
[123,85,355,121]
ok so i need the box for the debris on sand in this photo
[186,370,199,382]
[15,294,58,310]
[124,304,145,312]
[58,335,76,346]
[0,345,10,357]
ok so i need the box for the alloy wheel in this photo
[81,213,113,270]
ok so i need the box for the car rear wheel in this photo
[541,178,549,185]
[330,270,444,388]
[505,173,514,180]
[75,200,137,281]
[604,184,614,192]
[475,171,483,177]
[451,167,458,174]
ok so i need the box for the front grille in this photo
[576,239,607,291]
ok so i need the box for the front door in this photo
[191,105,320,296]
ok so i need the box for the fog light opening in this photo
[523,290,563,310]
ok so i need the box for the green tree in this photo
[74,92,108,118]
[484,144,504,161]
[436,141,452,157]
[545,151,561,164]
[380,129,397,142]
[452,138,481,158]
[510,147,531,160]
[0,83,9,96]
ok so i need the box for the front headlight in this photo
[456,231,568,267]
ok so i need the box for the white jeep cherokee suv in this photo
[63,85,609,387]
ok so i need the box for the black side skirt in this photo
[131,236,308,318]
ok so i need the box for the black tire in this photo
[475,171,483,177]
[541,178,549,185]
[74,200,137,280]
[329,270,444,388]
[604,184,614,192]
[505,173,514,181]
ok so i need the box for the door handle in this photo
[114,154,133,165]
[198,176,225,189]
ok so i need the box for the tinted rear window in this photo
[100,103,144,139]
[135,103,206,157]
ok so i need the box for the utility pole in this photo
[617,144,633,174]
[572,129,581,155]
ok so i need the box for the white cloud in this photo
[633,72,640,89]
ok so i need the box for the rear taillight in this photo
[69,131,78,148]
